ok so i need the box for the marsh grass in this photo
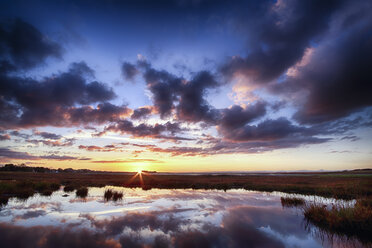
[104,189,123,201]
[0,181,60,202]
[63,185,75,192]
[304,198,372,243]
[75,187,88,198]
[1,171,372,201]
[280,197,305,207]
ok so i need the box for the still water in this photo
[0,187,366,248]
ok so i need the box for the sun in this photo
[137,169,142,174]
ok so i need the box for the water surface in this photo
[0,187,366,248]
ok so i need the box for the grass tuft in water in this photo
[63,185,75,192]
[104,189,123,201]
[75,187,88,198]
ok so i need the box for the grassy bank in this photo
[0,180,61,205]
[304,198,372,243]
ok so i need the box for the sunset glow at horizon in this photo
[0,0,371,172]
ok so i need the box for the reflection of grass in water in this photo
[75,187,88,198]
[0,195,9,207]
[280,197,305,207]
[304,198,372,244]
[104,189,123,201]
[307,223,367,248]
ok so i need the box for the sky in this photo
[0,0,371,172]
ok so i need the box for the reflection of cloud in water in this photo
[0,187,365,248]
[12,209,47,222]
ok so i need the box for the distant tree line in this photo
[0,164,94,173]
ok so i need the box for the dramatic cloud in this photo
[130,106,153,120]
[218,101,267,130]
[103,120,183,139]
[220,0,342,84]
[275,1,372,123]
[0,18,62,69]
[68,103,130,125]
[122,62,139,80]
[219,118,308,142]
[176,71,220,123]
[33,131,62,140]
[129,62,221,123]
[142,65,183,118]
[0,60,129,128]
[0,0,371,164]
[26,138,75,147]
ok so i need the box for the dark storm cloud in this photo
[0,61,115,107]
[68,103,130,125]
[131,106,153,119]
[214,103,328,152]
[26,138,75,147]
[111,60,335,154]
[176,71,220,123]
[219,118,308,142]
[0,19,132,129]
[33,131,62,140]
[104,119,183,138]
[219,101,267,130]
[142,65,183,118]
[0,0,370,159]
[220,0,342,84]
[0,61,126,128]
[274,1,372,124]
[122,62,139,80]
[9,130,30,139]
[0,18,62,70]
[126,61,222,123]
